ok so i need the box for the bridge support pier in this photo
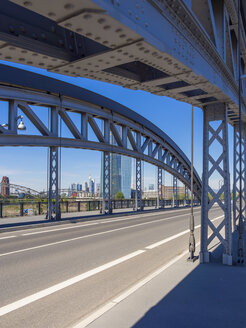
[200,104,232,265]
[48,146,60,220]
[102,151,111,214]
[135,159,142,211]
[157,167,163,208]
[172,176,178,207]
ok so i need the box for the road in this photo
[0,206,223,328]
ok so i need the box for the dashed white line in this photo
[145,215,224,250]
[20,206,203,236]
[0,235,16,240]
[0,249,145,317]
[0,211,205,258]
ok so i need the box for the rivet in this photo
[32,33,38,39]
[103,25,111,30]
[41,33,46,40]
[23,1,32,6]
[64,3,74,10]
[84,14,92,19]
[98,18,105,24]
[65,23,72,28]
[48,12,56,17]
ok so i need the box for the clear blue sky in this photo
[0,60,234,192]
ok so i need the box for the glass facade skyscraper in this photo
[100,129,132,199]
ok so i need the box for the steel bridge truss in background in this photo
[0,67,201,219]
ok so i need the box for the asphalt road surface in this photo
[0,206,223,328]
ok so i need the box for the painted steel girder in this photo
[4,0,246,119]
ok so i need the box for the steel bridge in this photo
[0,0,246,265]
[0,64,201,214]
[0,182,40,197]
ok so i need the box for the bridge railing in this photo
[0,199,200,219]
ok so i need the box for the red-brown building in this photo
[1,176,10,197]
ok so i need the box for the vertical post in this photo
[47,106,60,220]
[157,167,163,208]
[48,146,60,220]
[102,151,111,214]
[188,104,196,261]
[200,104,232,265]
[173,176,178,207]
[135,158,142,211]
[185,185,189,206]
[237,0,245,264]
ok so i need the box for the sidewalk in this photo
[77,230,246,328]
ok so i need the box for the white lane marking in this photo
[20,206,204,237]
[73,214,224,328]
[73,248,194,328]
[74,215,223,328]
[0,210,223,258]
[0,249,145,317]
[0,236,16,240]
[0,213,190,257]
[145,215,224,249]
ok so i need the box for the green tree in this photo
[115,191,125,200]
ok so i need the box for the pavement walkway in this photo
[75,229,246,328]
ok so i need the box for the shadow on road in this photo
[133,229,246,328]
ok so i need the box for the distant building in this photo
[77,183,82,191]
[162,185,185,199]
[100,130,132,199]
[71,183,76,191]
[1,176,10,197]
[84,181,89,192]
[89,176,95,195]
[148,184,154,190]
[96,183,100,197]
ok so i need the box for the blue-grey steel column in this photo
[200,104,232,265]
[157,167,163,208]
[102,119,111,214]
[135,159,142,211]
[185,185,189,206]
[237,0,244,264]
[173,176,178,207]
[233,124,240,230]
[48,107,60,220]
[102,151,111,214]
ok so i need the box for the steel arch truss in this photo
[0,85,201,202]
[200,104,232,265]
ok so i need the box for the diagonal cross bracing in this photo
[200,103,232,265]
